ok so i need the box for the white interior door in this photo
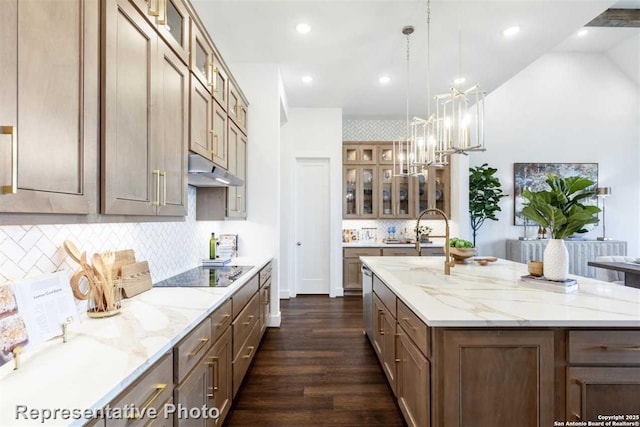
[294,158,330,295]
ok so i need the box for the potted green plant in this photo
[521,174,600,281]
[469,164,508,247]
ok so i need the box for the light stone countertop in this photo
[361,256,640,327]
[0,257,271,427]
[342,242,443,248]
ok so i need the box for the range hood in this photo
[188,153,244,187]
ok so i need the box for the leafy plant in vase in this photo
[469,164,508,247]
[521,174,600,281]
[414,224,433,243]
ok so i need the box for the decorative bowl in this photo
[449,247,478,264]
[527,260,544,277]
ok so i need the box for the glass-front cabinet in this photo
[343,145,377,165]
[156,0,190,64]
[415,165,450,218]
[379,144,394,165]
[379,167,413,219]
[343,166,377,219]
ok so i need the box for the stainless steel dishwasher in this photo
[362,264,374,344]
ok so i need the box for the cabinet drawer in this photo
[232,274,259,319]
[382,248,417,256]
[568,330,640,365]
[344,248,381,258]
[233,292,260,357]
[232,319,261,397]
[421,247,445,256]
[259,262,272,287]
[397,299,430,357]
[106,353,173,427]
[174,318,212,384]
[373,275,396,318]
[211,298,232,345]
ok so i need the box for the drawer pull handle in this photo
[189,338,209,357]
[242,315,255,326]
[128,384,167,419]
[214,314,231,328]
[1,126,17,194]
[377,309,385,335]
[207,356,219,398]
[402,317,418,331]
[601,345,640,351]
[572,412,582,420]
[242,346,255,359]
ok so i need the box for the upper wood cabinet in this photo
[190,19,213,91]
[102,0,187,216]
[344,144,377,165]
[227,122,247,218]
[189,76,214,161]
[211,52,229,112]
[129,0,189,64]
[0,0,98,214]
[212,99,229,170]
[228,81,248,134]
[342,142,450,219]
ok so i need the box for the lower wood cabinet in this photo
[441,330,555,427]
[366,273,640,427]
[106,353,174,427]
[397,329,430,427]
[206,328,233,426]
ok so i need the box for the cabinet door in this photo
[343,166,358,218]
[190,20,212,90]
[343,257,362,290]
[567,367,640,422]
[397,330,430,427]
[379,166,395,219]
[395,174,412,218]
[260,281,271,336]
[174,359,208,427]
[157,40,188,216]
[102,0,158,215]
[379,144,394,164]
[189,77,213,161]
[211,53,228,112]
[442,330,554,427]
[227,124,246,219]
[207,328,233,426]
[156,0,189,64]
[343,145,377,164]
[359,166,377,218]
[381,302,397,396]
[228,82,247,133]
[212,100,228,169]
[416,166,450,218]
[0,0,98,214]
[372,295,385,358]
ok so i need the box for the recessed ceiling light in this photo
[453,77,466,86]
[302,75,313,84]
[577,29,589,37]
[296,23,311,34]
[503,26,520,37]
[379,76,391,85]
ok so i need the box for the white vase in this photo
[543,239,569,281]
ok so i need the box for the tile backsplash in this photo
[342,119,407,141]
[342,219,449,243]
[0,187,220,285]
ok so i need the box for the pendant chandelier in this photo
[435,0,486,155]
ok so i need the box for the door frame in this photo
[290,156,339,297]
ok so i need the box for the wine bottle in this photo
[209,233,217,259]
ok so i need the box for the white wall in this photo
[281,108,343,298]
[470,52,640,258]
[219,63,282,325]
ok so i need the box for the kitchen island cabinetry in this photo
[102,0,187,216]
[0,0,98,214]
[362,256,640,426]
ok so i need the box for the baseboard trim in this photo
[279,289,290,299]
[267,312,281,327]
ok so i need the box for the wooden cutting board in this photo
[120,261,152,298]
[108,249,136,279]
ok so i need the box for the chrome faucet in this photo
[415,208,455,275]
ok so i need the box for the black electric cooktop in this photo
[154,265,254,288]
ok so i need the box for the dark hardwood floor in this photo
[224,295,406,426]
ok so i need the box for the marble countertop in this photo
[361,256,640,327]
[0,257,271,426]
[343,242,443,248]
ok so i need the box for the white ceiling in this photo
[192,0,618,119]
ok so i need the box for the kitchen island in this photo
[361,256,640,427]
[0,257,272,426]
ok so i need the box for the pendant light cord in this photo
[426,0,432,118]
[458,0,462,83]
[405,31,411,140]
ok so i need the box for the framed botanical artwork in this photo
[513,163,598,225]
